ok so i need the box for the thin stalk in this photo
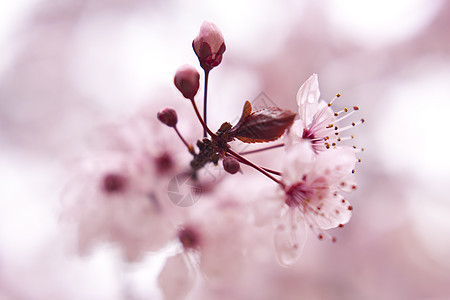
[173,126,194,154]
[189,98,216,139]
[227,148,285,187]
[203,70,210,138]
[239,143,285,155]
[261,167,282,176]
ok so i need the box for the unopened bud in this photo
[192,21,226,71]
[174,65,200,99]
[157,107,178,127]
[223,157,240,174]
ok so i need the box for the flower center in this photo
[102,173,127,194]
[302,128,315,140]
[284,181,314,207]
[178,226,200,250]
[155,152,174,174]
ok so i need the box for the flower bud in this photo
[192,21,226,71]
[157,107,178,127]
[174,65,200,99]
[223,157,240,174]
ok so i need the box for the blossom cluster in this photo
[61,21,364,298]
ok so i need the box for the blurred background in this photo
[1,0,450,299]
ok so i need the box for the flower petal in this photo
[158,253,195,300]
[313,193,352,229]
[296,73,320,126]
[282,142,315,184]
[274,208,307,267]
[313,148,356,185]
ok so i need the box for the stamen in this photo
[328,93,340,107]
[334,108,349,115]
[335,109,356,123]
[336,135,354,142]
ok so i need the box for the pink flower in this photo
[158,201,250,298]
[274,142,357,266]
[60,114,187,261]
[290,73,364,154]
[192,21,226,71]
[61,152,178,261]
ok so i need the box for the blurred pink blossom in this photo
[274,142,356,266]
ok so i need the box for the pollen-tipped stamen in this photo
[327,93,341,107]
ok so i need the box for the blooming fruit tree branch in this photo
[158,21,365,270]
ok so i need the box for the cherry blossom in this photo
[60,114,186,262]
[158,200,252,298]
[274,142,356,266]
[290,73,364,154]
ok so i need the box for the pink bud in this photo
[157,107,178,127]
[192,21,226,71]
[223,157,240,174]
[174,65,200,99]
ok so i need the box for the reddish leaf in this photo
[230,102,296,143]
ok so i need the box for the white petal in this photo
[158,253,195,300]
[274,209,307,267]
[296,73,320,126]
[250,189,285,227]
[313,194,352,230]
[313,148,356,184]
[284,119,304,149]
[282,142,315,184]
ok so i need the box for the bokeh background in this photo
[1,0,450,299]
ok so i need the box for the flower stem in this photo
[203,70,210,138]
[173,126,194,154]
[239,143,285,155]
[189,98,217,139]
[226,148,285,187]
[261,167,282,176]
